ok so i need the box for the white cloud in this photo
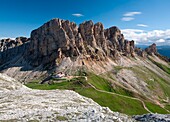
[122,29,170,45]
[156,39,165,43]
[137,24,148,27]
[123,12,142,17]
[122,29,144,33]
[121,11,141,22]
[121,17,134,21]
[72,13,84,17]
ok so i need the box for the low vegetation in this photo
[87,73,114,92]
[25,72,169,115]
[77,87,148,115]
[145,102,168,114]
[56,116,68,121]
[149,57,170,75]
[130,66,170,99]
[26,77,88,90]
[165,105,170,111]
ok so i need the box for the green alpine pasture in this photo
[25,71,169,115]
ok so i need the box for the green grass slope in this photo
[149,57,170,75]
[25,73,169,115]
[145,102,168,114]
[130,66,170,99]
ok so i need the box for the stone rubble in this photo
[0,73,135,122]
[134,113,170,122]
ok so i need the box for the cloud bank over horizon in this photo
[122,29,170,46]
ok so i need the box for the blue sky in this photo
[0,0,170,45]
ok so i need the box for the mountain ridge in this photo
[0,18,156,70]
[0,18,170,120]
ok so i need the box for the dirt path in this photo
[65,75,170,114]
[87,82,152,113]
[77,75,152,113]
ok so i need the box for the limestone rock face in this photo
[0,37,29,52]
[145,43,157,55]
[145,43,170,62]
[16,37,29,45]
[135,48,146,57]
[0,43,30,66]
[0,37,30,66]
[79,20,97,48]
[105,26,121,50]
[130,40,135,57]
[24,18,137,67]
[94,23,106,48]
[0,18,139,67]
[28,19,72,66]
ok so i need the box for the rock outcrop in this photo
[0,37,29,52]
[145,43,157,55]
[0,42,30,66]
[0,37,30,66]
[1,18,169,69]
[135,48,146,57]
[26,18,136,67]
[134,114,170,122]
[145,43,170,62]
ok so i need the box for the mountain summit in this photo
[0,18,170,120]
[26,18,137,67]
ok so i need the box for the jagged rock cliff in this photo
[0,37,30,65]
[0,18,170,121]
[0,18,168,82]
[25,18,136,67]
[1,18,169,81]
[0,37,29,52]
[0,18,155,69]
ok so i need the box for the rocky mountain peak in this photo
[25,18,137,67]
[1,18,160,69]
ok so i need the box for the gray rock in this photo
[134,113,170,122]
[145,43,157,55]
[0,73,136,122]
[0,18,143,69]
[25,18,137,67]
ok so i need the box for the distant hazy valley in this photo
[157,46,170,58]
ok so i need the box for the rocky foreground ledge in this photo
[0,73,135,122]
[1,74,170,122]
[134,114,170,122]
